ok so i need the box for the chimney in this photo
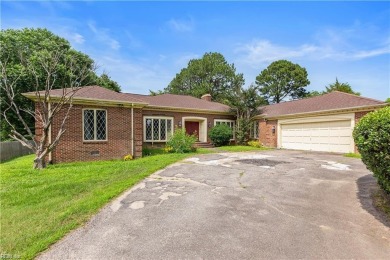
[201,94,212,102]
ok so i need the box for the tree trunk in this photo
[33,157,46,169]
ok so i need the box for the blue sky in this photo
[2,1,390,100]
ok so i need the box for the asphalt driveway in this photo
[39,150,390,259]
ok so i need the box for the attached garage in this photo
[279,118,353,153]
[277,113,355,153]
[257,92,387,153]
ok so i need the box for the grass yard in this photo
[216,145,271,152]
[344,153,362,159]
[0,153,192,259]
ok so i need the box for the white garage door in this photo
[281,120,353,153]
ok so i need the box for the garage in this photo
[257,91,386,153]
[280,119,353,153]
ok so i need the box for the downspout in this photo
[131,104,134,157]
[48,102,52,163]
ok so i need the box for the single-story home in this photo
[23,86,387,163]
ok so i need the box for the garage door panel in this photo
[281,120,352,153]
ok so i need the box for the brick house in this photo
[24,86,235,163]
[24,86,386,163]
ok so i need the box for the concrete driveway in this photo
[39,150,390,259]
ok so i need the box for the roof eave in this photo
[22,93,149,108]
[253,103,388,120]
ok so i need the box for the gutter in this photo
[22,94,149,108]
[254,103,389,120]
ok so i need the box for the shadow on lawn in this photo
[356,174,390,228]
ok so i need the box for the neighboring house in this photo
[23,86,387,163]
[23,86,234,163]
[255,91,387,153]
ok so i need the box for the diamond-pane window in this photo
[84,110,94,140]
[160,119,166,140]
[144,117,173,142]
[96,110,106,140]
[145,119,152,140]
[83,109,107,141]
[153,119,159,140]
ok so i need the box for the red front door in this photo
[185,121,199,140]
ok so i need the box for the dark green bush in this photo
[209,124,232,147]
[353,106,390,193]
[166,129,197,153]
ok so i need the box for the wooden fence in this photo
[0,141,33,162]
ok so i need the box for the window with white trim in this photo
[144,116,173,142]
[83,109,107,141]
[214,119,235,139]
[249,121,259,139]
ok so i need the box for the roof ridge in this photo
[155,93,230,107]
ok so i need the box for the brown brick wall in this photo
[259,119,278,148]
[142,110,235,145]
[34,103,44,143]
[355,111,371,125]
[50,104,143,163]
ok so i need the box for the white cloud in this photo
[235,39,390,67]
[167,17,194,32]
[68,33,85,44]
[235,40,319,65]
[91,55,172,94]
[87,21,120,50]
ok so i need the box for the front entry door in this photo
[185,121,199,140]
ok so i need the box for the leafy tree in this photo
[226,85,266,144]
[386,98,390,103]
[255,60,310,104]
[0,28,120,141]
[324,78,360,95]
[164,52,244,102]
[93,72,121,92]
[306,90,322,97]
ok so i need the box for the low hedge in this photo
[353,106,390,193]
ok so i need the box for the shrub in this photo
[123,154,133,161]
[163,146,173,153]
[166,129,197,153]
[209,124,232,147]
[353,106,390,193]
[248,140,262,148]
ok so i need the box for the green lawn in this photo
[216,145,271,152]
[0,145,269,259]
[0,153,192,259]
[344,153,362,159]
